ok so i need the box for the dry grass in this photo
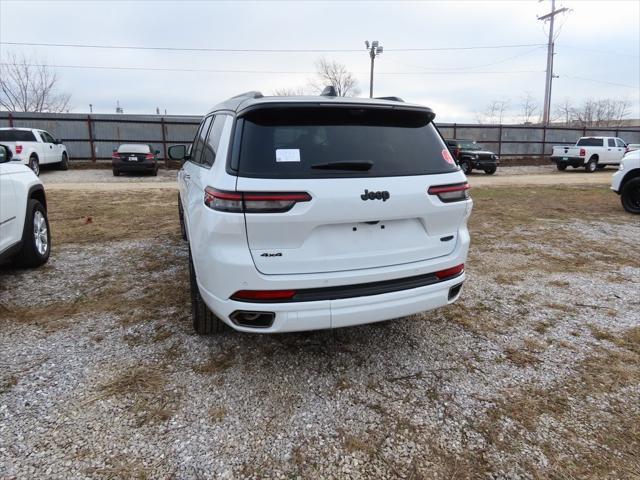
[484,325,640,479]
[46,188,180,245]
[192,350,236,375]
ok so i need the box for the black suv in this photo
[445,139,499,175]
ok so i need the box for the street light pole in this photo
[365,40,383,98]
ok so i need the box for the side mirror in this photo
[0,144,13,163]
[54,139,61,145]
[168,144,188,160]
[155,150,161,155]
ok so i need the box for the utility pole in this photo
[538,0,568,124]
[89,104,93,113]
[365,40,383,98]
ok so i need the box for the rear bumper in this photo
[112,159,157,171]
[199,273,465,333]
[551,156,585,167]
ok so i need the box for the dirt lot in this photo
[1,178,639,478]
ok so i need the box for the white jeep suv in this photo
[0,145,51,267]
[171,92,472,334]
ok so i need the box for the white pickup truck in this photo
[0,127,69,176]
[550,136,628,172]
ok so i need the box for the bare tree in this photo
[309,57,360,97]
[520,92,539,124]
[0,53,71,112]
[553,97,574,125]
[273,87,307,96]
[480,98,510,124]
[570,97,631,127]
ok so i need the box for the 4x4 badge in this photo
[361,189,390,202]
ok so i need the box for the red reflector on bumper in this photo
[232,290,296,301]
[435,264,464,279]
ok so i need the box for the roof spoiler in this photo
[375,96,404,102]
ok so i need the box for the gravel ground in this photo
[1,186,638,479]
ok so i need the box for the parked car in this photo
[0,127,68,175]
[611,149,640,214]
[170,91,472,334]
[550,136,627,172]
[111,144,160,176]
[445,139,499,174]
[0,144,51,267]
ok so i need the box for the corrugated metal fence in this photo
[1,111,639,161]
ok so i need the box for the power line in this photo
[0,62,544,76]
[561,75,639,90]
[0,40,547,53]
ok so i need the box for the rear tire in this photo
[28,155,40,176]
[13,199,51,268]
[189,247,225,334]
[483,165,497,175]
[152,168,158,176]
[585,158,598,173]
[460,160,472,175]
[112,169,120,176]
[621,178,640,214]
[556,163,567,171]
[58,152,69,171]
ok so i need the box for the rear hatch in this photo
[234,105,468,275]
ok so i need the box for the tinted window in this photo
[459,141,482,150]
[237,107,455,178]
[608,138,616,147]
[40,131,55,143]
[0,130,36,142]
[577,138,604,147]
[202,115,227,167]
[190,116,212,164]
[615,138,626,147]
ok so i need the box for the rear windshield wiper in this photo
[311,161,373,171]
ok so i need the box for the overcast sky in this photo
[0,0,638,122]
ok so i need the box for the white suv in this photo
[170,92,472,334]
[0,145,51,267]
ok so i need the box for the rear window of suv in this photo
[0,130,37,142]
[576,138,604,147]
[236,107,457,178]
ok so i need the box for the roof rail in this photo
[375,96,404,102]
[320,86,337,97]
[230,91,263,100]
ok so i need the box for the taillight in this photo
[435,264,464,280]
[625,147,630,154]
[579,148,586,156]
[427,183,470,203]
[145,152,154,160]
[15,145,23,154]
[111,151,120,159]
[231,290,296,301]
[204,187,311,213]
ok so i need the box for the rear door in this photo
[235,106,468,275]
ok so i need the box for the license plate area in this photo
[128,156,138,162]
